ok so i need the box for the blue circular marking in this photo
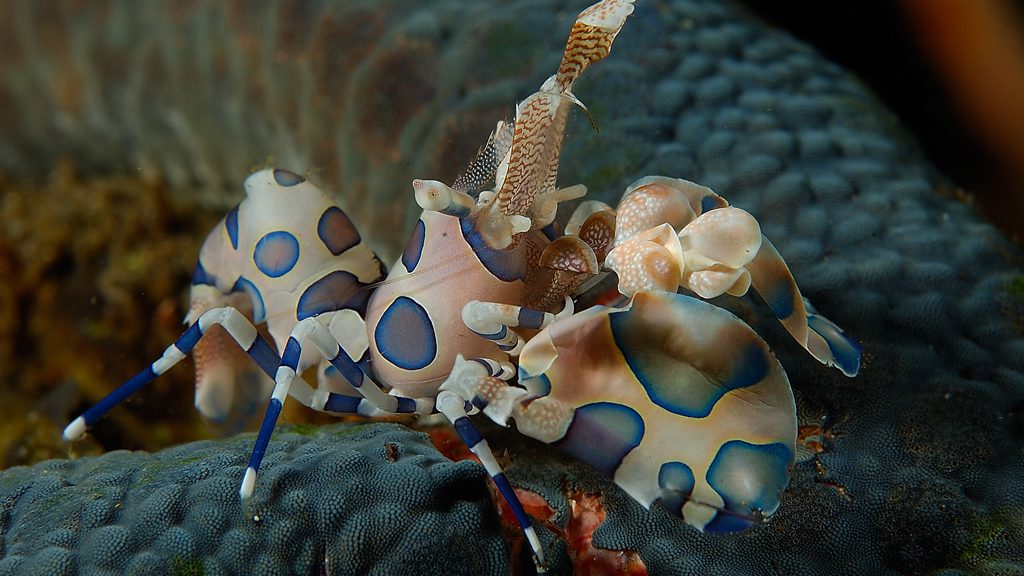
[704,440,792,534]
[656,461,696,517]
[552,402,644,477]
[374,297,437,370]
[763,281,795,321]
[317,206,361,256]
[609,295,768,418]
[659,461,696,494]
[296,270,369,319]
[253,231,300,278]
[721,343,771,391]
[225,204,240,250]
[273,169,305,187]
[401,219,426,272]
[232,277,266,323]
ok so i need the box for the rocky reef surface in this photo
[1,0,1022,574]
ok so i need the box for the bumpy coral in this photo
[0,424,509,576]
[1,0,1023,574]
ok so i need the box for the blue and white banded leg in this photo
[461,298,572,356]
[240,311,434,500]
[441,354,529,426]
[63,307,291,441]
[436,388,546,568]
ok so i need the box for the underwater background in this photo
[1,0,1023,574]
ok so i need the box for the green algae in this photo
[170,556,205,576]
[956,510,1024,570]
[1003,274,1024,300]
[280,422,322,437]
[133,452,214,489]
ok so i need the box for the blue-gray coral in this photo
[2,0,1023,575]
[0,424,509,576]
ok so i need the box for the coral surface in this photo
[0,424,509,576]
[0,0,1022,574]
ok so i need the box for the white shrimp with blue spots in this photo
[185,168,385,419]
[64,1,861,569]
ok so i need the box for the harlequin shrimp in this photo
[64,0,860,568]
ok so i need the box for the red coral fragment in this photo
[564,491,647,576]
[426,426,647,575]
[426,426,476,462]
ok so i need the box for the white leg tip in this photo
[525,525,545,565]
[63,417,86,441]
[240,467,257,500]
